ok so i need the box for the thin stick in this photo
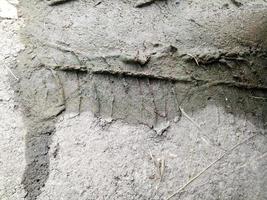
[165,134,258,200]
[179,107,201,130]
[3,64,19,81]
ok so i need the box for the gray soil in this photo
[3,0,267,199]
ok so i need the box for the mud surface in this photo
[13,0,267,199]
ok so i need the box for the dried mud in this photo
[14,0,267,199]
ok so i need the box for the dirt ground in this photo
[1,0,267,200]
[0,1,26,199]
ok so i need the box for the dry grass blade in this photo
[3,63,19,81]
[149,150,166,181]
[165,134,259,200]
[179,107,201,130]
[186,53,199,66]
